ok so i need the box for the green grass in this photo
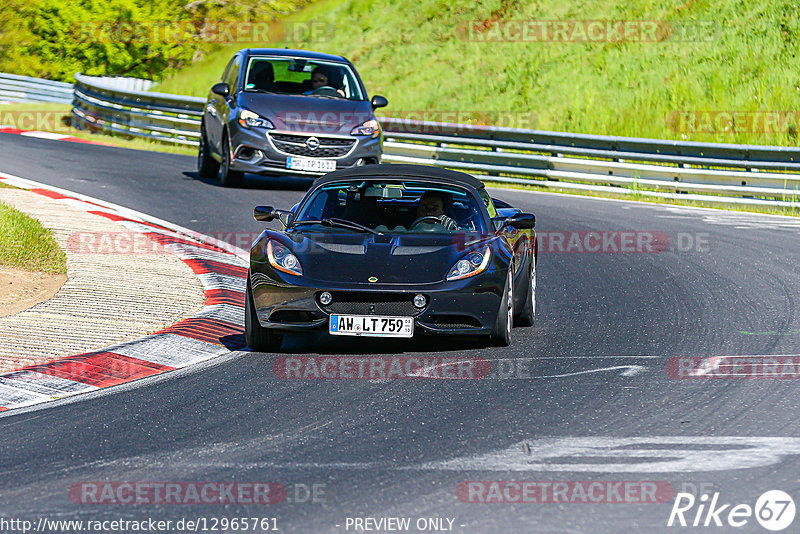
[154,0,800,147]
[0,201,67,273]
[153,0,349,96]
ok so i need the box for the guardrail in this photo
[0,73,73,104]
[72,73,205,146]
[377,119,800,206]
[5,72,799,207]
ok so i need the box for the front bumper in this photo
[249,267,505,336]
[229,128,383,176]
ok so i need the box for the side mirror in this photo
[212,82,230,98]
[254,205,278,222]
[494,213,536,232]
[371,95,388,109]
[254,205,292,228]
[507,213,536,229]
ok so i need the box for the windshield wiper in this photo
[293,218,383,235]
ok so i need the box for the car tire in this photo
[245,275,283,352]
[490,269,513,347]
[515,256,536,327]
[197,123,220,180]
[219,132,245,188]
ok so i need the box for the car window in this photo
[294,180,487,234]
[479,188,498,218]
[221,56,236,82]
[225,56,241,92]
[242,57,365,100]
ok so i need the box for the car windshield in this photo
[243,57,364,100]
[293,180,488,234]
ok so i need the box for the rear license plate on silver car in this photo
[329,315,414,338]
[286,157,336,173]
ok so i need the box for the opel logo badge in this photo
[306,136,320,151]
[368,276,378,282]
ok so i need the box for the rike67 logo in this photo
[668,490,795,531]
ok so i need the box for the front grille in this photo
[269,310,324,324]
[427,315,482,329]
[320,292,422,317]
[270,133,356,158]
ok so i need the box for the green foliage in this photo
[156,0,800,147]
[5,0,800,146]
[0,0,307,81]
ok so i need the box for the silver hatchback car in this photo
[198,48,388,187]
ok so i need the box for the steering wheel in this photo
[311,86,342,97]
[409,216,443,230]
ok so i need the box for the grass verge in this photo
[0,200,67,274]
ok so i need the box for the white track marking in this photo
[197,272,247,292]
[195,304,244,326]
[410,436,800,473]
[20,131,69,140]
[0,170,248,414]
[110,334,231,368]
[0,171,249,260]
[179,436,800,474]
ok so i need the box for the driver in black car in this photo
[414,191,459,230]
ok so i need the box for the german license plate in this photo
[286,157,336,173]
[329,315,414,338]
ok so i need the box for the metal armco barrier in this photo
[72,73,205,146]
[7,72,800,207]
[0,73,73,104]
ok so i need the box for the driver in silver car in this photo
[304,66,345,97]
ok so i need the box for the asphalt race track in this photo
[2,132,800,532]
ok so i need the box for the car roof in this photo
[244,48,350,64]
[312,164,486,190]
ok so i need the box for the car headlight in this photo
[239,109,274,129]
[350,119,380,138]
[267,240,302,275]
[446,247,491,281]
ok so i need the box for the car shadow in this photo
[275,332,487,355]
[182,171,312,191]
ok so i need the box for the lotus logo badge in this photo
[368,276,378,282]
[305,136,320,151]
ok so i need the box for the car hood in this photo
[285,232,493,285]
[238,93,374,135]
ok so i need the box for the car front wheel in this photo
[197,124,220,179]
[245,275,283,352]
[219,132,245,187]
[515,256,536,327]
[490,269,513,346]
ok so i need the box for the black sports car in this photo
[245,164,537,350]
